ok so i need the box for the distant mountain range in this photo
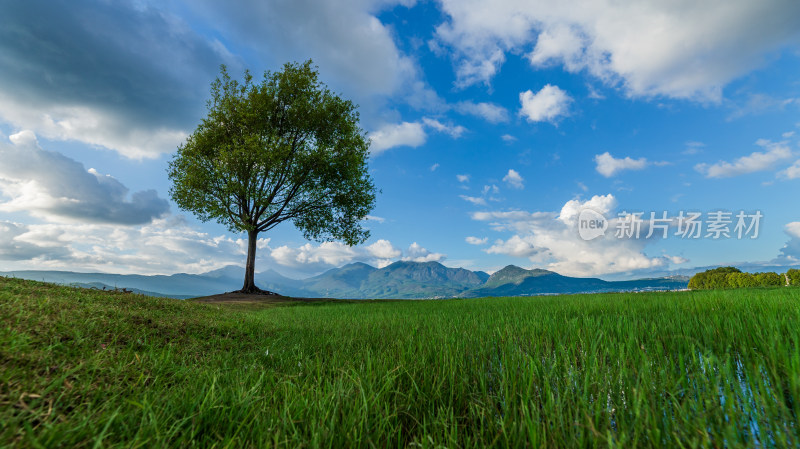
[1,261,690,299]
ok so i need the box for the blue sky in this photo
[1,0,800,279]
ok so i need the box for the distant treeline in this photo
[688,267,800,290]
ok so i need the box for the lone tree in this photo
[168,61,376,294]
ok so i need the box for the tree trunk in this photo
[241,229,259,293]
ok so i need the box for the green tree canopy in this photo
[786,268,800,286]
[168,61,376,293]
[689,267,788,290]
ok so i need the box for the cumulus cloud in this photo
[594,152,649,177]
[486,235,540,258]
[434,0,800,100]
[457,174,470,183]
[0,131,169,224]
[263,239,445,270]
[482,184,500,196]
[270,242,360,268]
[775,222,800,264]
[519,85,571,124]
[403,242,446,263]
[0,1,231,158]
[185,0,420,110]
[465,236,488,245]
[421,117,467,138]
[502,169,525,189]
[0,209,446,277]
[460,184,501,206]
[454,101,510,123]
[270,239,446,273]
[0,221,71,261]
[683,141,706,155]
[472,194,681,277]
[527,24,585,71]
[369,122,427,154]
[364,215,385,223]
[779,160,800,179]
[0,216,265,275]
[460,195,487,206]
[695,139,793,178]
[0,1,443,158]
[370,117,469,154]
[366,239,402,259]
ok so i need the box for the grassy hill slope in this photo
[2,277,799,447]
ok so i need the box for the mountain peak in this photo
[202,265,243,279]
[485,265,553,288]
[386,260,445,269]
[341,262,378,271]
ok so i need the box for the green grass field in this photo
[2,277,799,448]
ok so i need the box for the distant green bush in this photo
[689,267,787,290]
[786,268,800,286]
[755,271,784,287]
[688,267,741,290]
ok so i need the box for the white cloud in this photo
[454,101,510,123]
[501,134,517,143]
[0,1,449,158]
[465,236,488,245]
[0,209,435,277]
[486,235,540,258]
[430,163,440,171]
[779,160,800,179]
[0,131,169,224]
[472,194,680,277]
[0,221,71,262]
[527,24,585,71]
[434,0,800,100]
[365,239,402,259]
[187,0,420,106]
[727,93,800,120]
[270,242,360,269]
[270,238,409,272]
[586,84,606,100]
[683,141,705,155]
[457,174,470,183]
[421,117,467,138]
[460,184,500,206]
[502,169,525,189]
[460,195,487,206]
[786,222,800,239]
[370,117,469,154]
[0,97,189,159]
[594,152,649,177]
[0,216,262,275]
[364,215,385,223]
[482,184,500,195]
[519,85,571,124]
[269,239,406,275]
[267,240,367,272]
[695,139,793,178]
[369,122,427,154]
[775,222,800,263]
[0,1,231,159]
[403,242,446,263]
